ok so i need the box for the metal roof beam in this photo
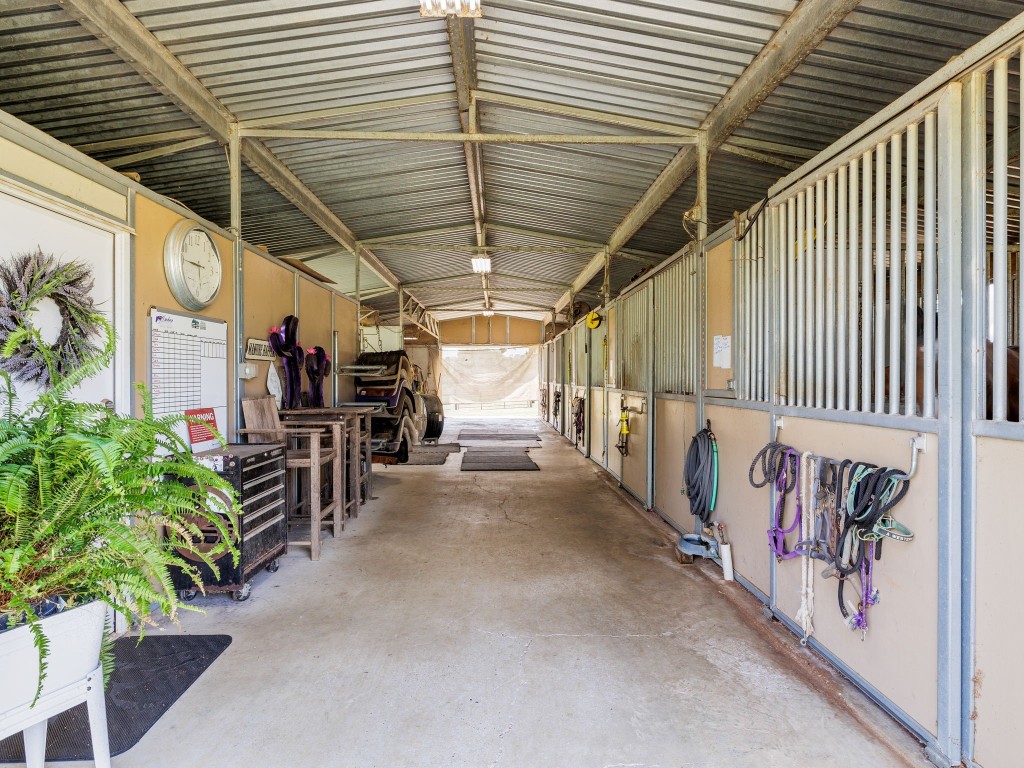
[57,0,437,329]
[240,128,697,144]
[553,0,862,312]
[106,136,216,168]
[242,93,454,129]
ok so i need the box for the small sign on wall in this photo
[713,335,732,369]
[184,407,219,452]
[245,338,276,360]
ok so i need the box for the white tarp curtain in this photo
[440,345,539,405]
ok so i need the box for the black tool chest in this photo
[171,443,288,602]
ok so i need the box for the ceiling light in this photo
[483,310,494,317]
[420,0,482,18]
[471,257,491,273]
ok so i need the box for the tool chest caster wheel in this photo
[231,583,252,601]
[266,559,281,573]
[178,588,198,602]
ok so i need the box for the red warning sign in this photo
[184,407,218,445]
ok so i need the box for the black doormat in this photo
[0,634,231,763]
[461,449,539,471]
[414,443,462,453]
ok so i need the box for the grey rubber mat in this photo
[403,451,451,466]
[457,432,540,441]
[0,634,231,762]
[460,449,540,471]
[415,443,462,453]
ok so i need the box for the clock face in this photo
[164,220,223,311]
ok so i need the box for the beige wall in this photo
[133,195,236,430]
[705,239,734,391]
[703,404,770,593]
[335,294,358,402]
[241,248,294,399]
[438,314,541,345]
[589,386,606,464]
[297,277,333,404]
[973,436,1024,768]
[0,136,127,220]
[653,397,698,534]
[772,418,939,732]
[618,392,648,503]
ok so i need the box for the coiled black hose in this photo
[684,420,719,527]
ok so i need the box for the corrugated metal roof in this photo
[2,1,1023,322]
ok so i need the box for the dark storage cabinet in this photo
[171,444,288,601]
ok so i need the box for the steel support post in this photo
[229,123,243,440]
[934,80,966,768]
[696,130,709,430]
[398,287,405,351]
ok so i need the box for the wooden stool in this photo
[240,396,343,561]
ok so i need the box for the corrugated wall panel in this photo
[618,285,649,392]
[653,259,684,394]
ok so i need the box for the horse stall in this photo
[534,28,1024,768]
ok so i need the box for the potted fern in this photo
[0,251,240,713]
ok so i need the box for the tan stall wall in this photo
[618,392,648,504]
[509,317,542,344]
[654,397,697,534]
[705,239,734,392]
[973,436,1024,768]
[133,195,235,430]
[241,249,294,399]
[334,294,358,402]
[605,399,623,479]
[704,404,771,594]
[771,418,939,733]
[297,277,333,404]
[440,317,473,344]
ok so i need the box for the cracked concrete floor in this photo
[83,418,920,768]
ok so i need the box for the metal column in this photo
[229,122,243,440]
[696,129,708,427]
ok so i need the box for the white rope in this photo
[794,450,815,645]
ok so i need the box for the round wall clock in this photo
[163,219,223,311]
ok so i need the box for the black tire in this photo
[423,394,444,440]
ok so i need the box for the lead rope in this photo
[794,451,815,644]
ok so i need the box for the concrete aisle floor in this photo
[88,418,921,768]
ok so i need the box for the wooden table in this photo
[279,406,376,516]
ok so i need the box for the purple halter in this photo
[768,448,803,560]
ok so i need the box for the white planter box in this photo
[0,600,111,768]
[0,600,107,716]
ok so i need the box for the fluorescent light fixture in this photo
[420,0,481,17]
[471,257,492,273]
[482,310,494,317]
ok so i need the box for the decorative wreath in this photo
[0,249,105,388]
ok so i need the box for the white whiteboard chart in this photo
[150,309,228,453]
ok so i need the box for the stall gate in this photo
[537,20,1024,768]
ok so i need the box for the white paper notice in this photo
[713,335,731,368]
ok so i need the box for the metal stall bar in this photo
[889,131,903,416]
[733,234,742,398]
[815,178,826,408]
[796,190,806,406]
[826,171,837,409]
[757,213,766,400]
[848,156,860,412]
[1020,46,1024,421]
[992,56,1009,420]
[778,204,788,404]
[906,122,920,417]
[806,185,816,406]
[924,111,938,419]
[787,198,797,405]
[749,215,757,400]
[862,149,874,413]
[875,141,887,414]
[837,165,849,410]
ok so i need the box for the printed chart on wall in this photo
[150,309,228,453]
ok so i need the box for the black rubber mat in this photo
[0,634,231,763]
[415,443,462,453]
[460,449,539,471]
